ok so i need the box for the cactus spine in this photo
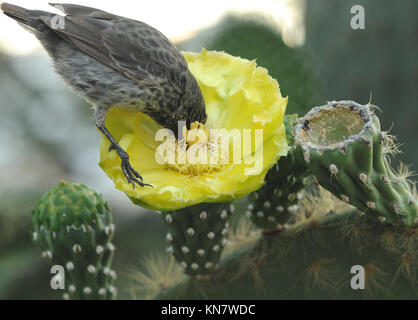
[32,181,117,300]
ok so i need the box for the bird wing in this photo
[43,3,188,89]
[49,3,115,19]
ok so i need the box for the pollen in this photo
[184,121,209,146]
[163,121,226,176]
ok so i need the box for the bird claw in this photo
[120,158,153,188]
[108,141,152,188]
[130,166,143,181]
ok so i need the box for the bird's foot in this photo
[110,142,153,189]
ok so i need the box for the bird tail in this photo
[1,3,53,32]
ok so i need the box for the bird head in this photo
[182,72,207,130]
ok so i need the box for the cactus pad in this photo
[32,181,116,300]
[294,101,417,226]
[161,202,235,276]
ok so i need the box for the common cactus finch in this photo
[1,3,207,188]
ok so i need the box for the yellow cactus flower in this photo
[98,49,289,210]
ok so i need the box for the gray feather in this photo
[1,2,207,133]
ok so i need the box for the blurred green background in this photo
[0,0,416,299]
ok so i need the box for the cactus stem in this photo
[294,101,417,226]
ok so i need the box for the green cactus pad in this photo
[32,181,116,300]
[156,211,418,299]
[294,101,417,226]
[161,202,235,276]
[248,114,310,230]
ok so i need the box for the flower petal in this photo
[99,49,289,210]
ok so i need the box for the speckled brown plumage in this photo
[1,2,207,187]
